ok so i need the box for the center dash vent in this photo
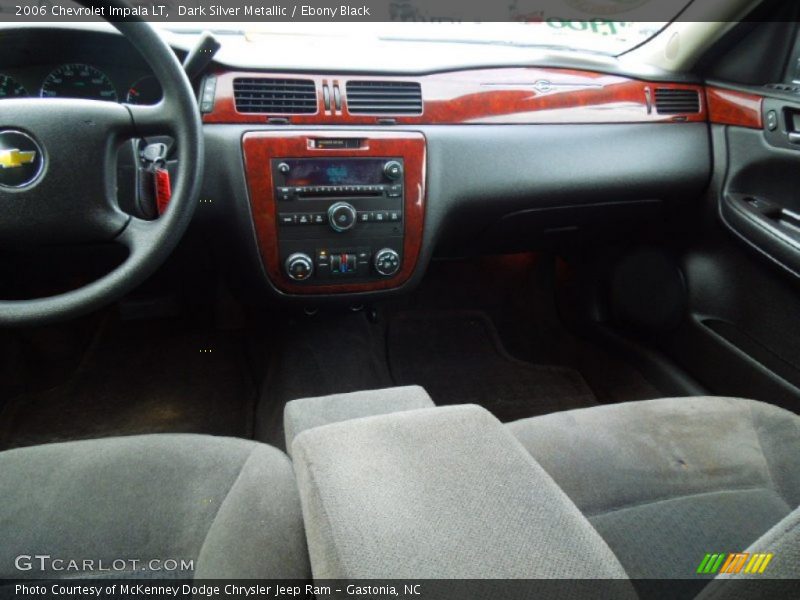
[233,78,317,114]
[345,81,422,115]
[654,88,701,115]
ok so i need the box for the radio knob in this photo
[374,248,401,277]
[383,160,403,180]
[277,162,291,174]
[328,202,357,232]
[285,253,314,281]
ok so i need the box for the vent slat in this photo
[348,98,422,105]
[654,88,701,115]
[348,91,423,97]
[233,77,317,114]
[346,81,422,115]
[765,83,800,94]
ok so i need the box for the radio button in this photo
[388,211,402,222]
[279,213,297,226]
[328,202,357,232]
[297,214,311,225]
[387,184,402,198]
[312,213,326,225]
[384,161,403,180]
[358,212,371,223]
[374,211,388,223]
[276,187,293,201]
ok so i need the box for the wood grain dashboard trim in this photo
[242,131,426,294]
[205,68,706,125]
[706,87,763,129]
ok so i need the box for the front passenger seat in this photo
[508,396,800,580]
[0,435,310,580]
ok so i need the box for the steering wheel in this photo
[0,4,203,326]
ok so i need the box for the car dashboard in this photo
[0,24,764,304]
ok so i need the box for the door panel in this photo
[660,117,800,411]
[720,96,800,278]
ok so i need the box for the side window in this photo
[785,30,800,85]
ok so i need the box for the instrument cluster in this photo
[0,63,162,105]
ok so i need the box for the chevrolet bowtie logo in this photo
[0,148,37,169]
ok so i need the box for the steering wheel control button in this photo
[328,201,357,232]
[0,130,45,188]
[374,248,401,276]
[383,160,403,180]
[285,253,314,281]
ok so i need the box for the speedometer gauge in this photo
[0,74,28,99]
[40,64,118,102]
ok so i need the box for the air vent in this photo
[765,83,800,94]
[233,78,317,114]
[654,88,701,115]
[345,81,422,115]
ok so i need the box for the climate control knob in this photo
[285,253,314,281]
[383,160,403,180]
[373,248,401,277]
[328,202,357,232]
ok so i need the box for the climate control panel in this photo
[273,157,405,285]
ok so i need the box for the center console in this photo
[242,131,426,294]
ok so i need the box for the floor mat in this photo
[254,309,394,450]
[388,310,598,423]
[0,315,256,450]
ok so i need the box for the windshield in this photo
[158,21,669,57]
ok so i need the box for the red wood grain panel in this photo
[706,87,763,129]
[205,68,706,125]
[242,131,426,294]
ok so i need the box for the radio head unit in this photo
[272,157,405,284]
[272,158,403,200]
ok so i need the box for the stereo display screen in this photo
[278,158,389,187]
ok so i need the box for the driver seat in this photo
[0,434,310,579]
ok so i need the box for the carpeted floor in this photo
[388,310,598,422]
[0,254,664,450]
[254,309,394,450]
[0,315,256,450]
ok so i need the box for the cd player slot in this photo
[295,187,386,198]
